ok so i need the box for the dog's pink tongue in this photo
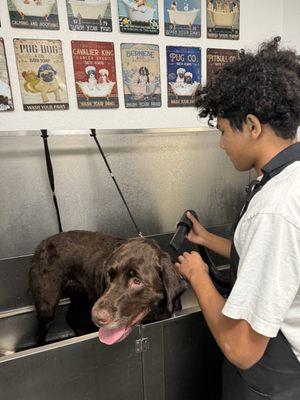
[98,327,129,345]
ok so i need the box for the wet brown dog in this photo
[29,231,187,345]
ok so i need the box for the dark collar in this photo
[261,142,300,180]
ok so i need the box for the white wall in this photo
[0,0,284,131]
[282,0,300,140]
[282,0,300,52]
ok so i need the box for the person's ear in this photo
[245,114,262,140]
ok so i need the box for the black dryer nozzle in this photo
[169,210,198,252]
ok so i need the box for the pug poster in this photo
[121,43,161,108]
[71,41,118,109]
[118,0,159,34]
[0,39,14,112]
[167,46,201,107]
[207,0,239,40]
[14,39,69,111]
[164,0,201,38]
[7,0,59,30]
[66,0,112,33]
[207,48,238,85]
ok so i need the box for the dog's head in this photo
[92,238,187,345]
[177,68,186,79]
[184,71,193,84]
[135,0,147,6]
[99,69,109,78]
[85,66,96,78]
[0,95,8,105]
[139,67,149,77]
[37,64,56,83]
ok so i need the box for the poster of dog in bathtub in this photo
[207,0,239,40]
[207,48,238,85]
[167,46,201,108]
[118,0,159,34]
[71,41,119,109]
[14,39,69,111]
[66,0,112,33]
[0,39,14,112]
[121,43,161,108]
[164,0,201,38]
[7,0,59,30]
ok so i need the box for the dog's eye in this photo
[128,269,136,277]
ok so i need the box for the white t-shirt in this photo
[222,161,300,361]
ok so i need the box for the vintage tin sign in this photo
[118,0,159,34]
[0,39,14,112]
[14,39,69,111]
[207,0,239,40]
[167,46,201,107]
[207,48,238,85]
[164,0,201,38]
[66,0,112,33]
[7,0,59,30]
[71,41,118,109]
[121,43,161,108]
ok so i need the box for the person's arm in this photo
[185,211,232,259]
[175,252,270,370]
[201,231,232,259]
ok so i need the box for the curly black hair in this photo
[196,37,300,139]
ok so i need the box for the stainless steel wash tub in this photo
[0,228,231,400]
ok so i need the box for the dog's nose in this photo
[93,309,111,325]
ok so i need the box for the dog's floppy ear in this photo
[159,252,187,314]
[94,267,107,297]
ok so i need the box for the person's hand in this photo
[186,211,209,246]
[175,251,209,283]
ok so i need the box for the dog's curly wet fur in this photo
[29,231,187,345]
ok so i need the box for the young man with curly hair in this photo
[175,37,300,399]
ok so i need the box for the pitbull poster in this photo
[207,48,238,85]
[0,39,14,112]
[207,0,239,40]
[118,0,159,34]
[7,0,59,30]
[66,0,112,33]
[71,41,118,109]
[164,0,201,38]
[167,46,201,108]
[121,43,161,108]
[14,39,69,111]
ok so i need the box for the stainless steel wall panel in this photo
[0,330,143,400]
[0,309,223,400]
[141,323,164,400]
[142,311,223,400]
[0,256,32,311]
[0,303,74,356]
[162,313,222,400]
[0,130,248,259]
